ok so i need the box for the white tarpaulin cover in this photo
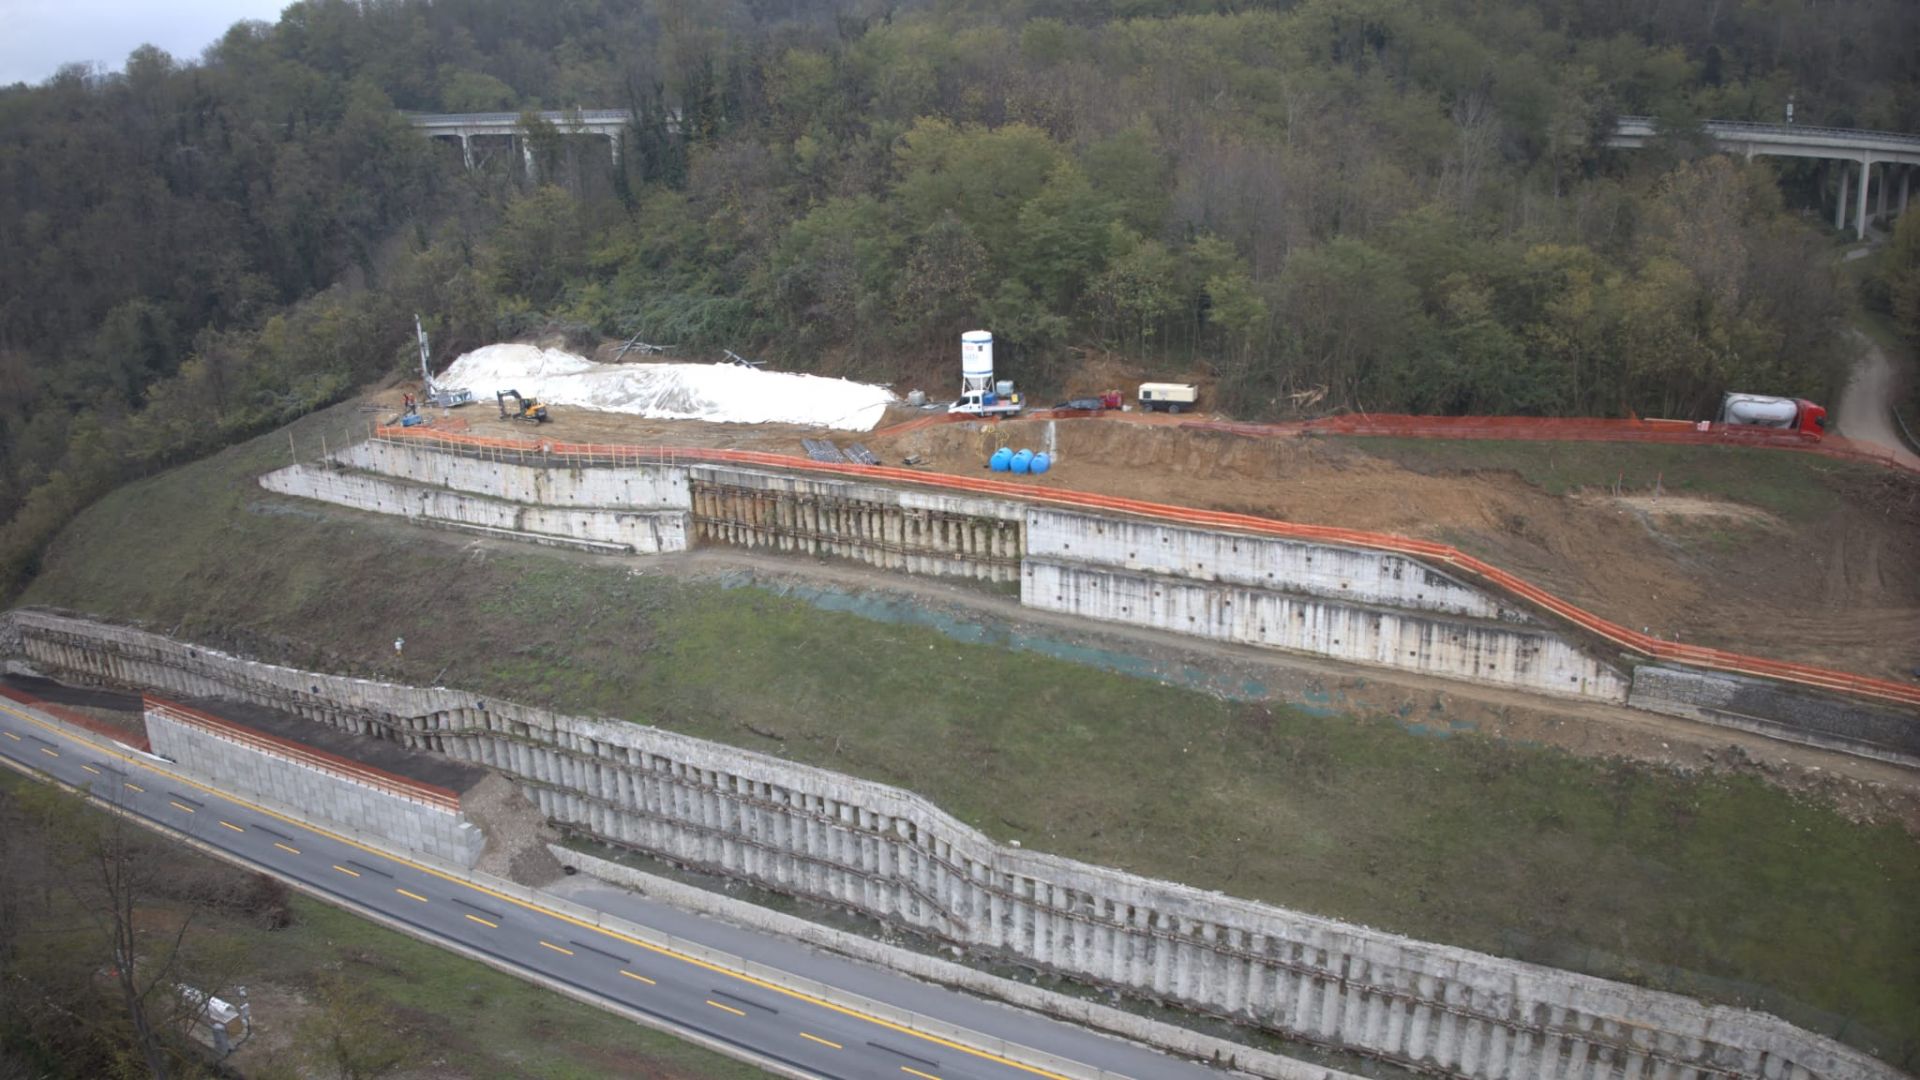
[443,344,894,431]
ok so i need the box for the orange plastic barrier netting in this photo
[369,426,1920,711]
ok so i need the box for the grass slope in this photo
[20,405,1920,1061]
[1343,437,1862,522]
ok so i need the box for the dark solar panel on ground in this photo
[842,443,879,465]
[802,439,846,463]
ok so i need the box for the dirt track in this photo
[1838,331,1920,470]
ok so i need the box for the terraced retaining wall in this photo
[144,699,484,867]
[260,465,687,553]
[2,608,1895,1080]
[1021,510,1629,704]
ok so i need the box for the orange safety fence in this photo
[0,684,152,753]
[369,425,1920,711]
[144,695,463,812]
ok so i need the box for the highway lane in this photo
[0,699,1127,1080]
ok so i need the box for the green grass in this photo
[1337,436,1877,522]
[18,403,1920,1064]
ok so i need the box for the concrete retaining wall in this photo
[335,437,691,510]
[260,465,687,553]
[144,707,484,867]
[1025,509,1532,623]
[3,608,1894,1080]
[1024,560,1630,703]
[1630,666,1920,768]
[687,465,1024,582]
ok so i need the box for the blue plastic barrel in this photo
[989,447,1013,472]
[401,413,425,427]
[1010,449,1034,474]
[1031,452,1051,474]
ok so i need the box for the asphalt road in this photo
[0,696,1229,1080]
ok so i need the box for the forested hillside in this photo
[4,0,1919,595]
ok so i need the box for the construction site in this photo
[6,330,1920,1080]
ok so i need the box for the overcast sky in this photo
[2,0,291,86]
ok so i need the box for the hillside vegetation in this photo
[6,0,1920,594]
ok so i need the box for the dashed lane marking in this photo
[38,747,58,757]
[81,764,101,775]
[710,988,777,1015]
[464,913,498,929]
[273,842,302,855]
[706,1000,747,1017]
[332,864,361,878]
[2,730,19,740]
[0,699,1077,1080]
[800,1032,842,1050]
[538,941,574,956]
[124,782,144,793]
[568,939,630,965]
[901,1068,942,1080]
[396,889,429,903]
[169,800,196,814]
[219,820,245,833]
[618,969,655,985]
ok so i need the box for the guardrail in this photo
[1616,115,1920,148]
[367,426,1920,710]
[144,695,462,812]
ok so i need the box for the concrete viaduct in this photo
[1607,115,1920,238]
[407,109,632,177]
[407,110,1920,237]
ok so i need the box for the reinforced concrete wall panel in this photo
[1024,509,1529,623]
[1022,559,1628,703]
[143,709,483,867]
[260,466,687,552]
[335,438,690,509]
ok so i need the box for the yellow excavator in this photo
[497,389,549,423]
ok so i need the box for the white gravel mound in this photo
[442,343,894,431]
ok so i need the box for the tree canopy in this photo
[3,0,1915,596]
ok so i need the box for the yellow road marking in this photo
[618,969,655,985]
[0,699,1073,1080]
[169,800,195,813]
[39,747,58,757]
[799,1032,842,1049]
[124,782,144,793]
[706,999,746,1017]
[273,842,301,855]
[219,820,245,833]
[3,730,19,739]
[332,864,360,878]
[901,1069,942,1080]
[538,940,573,956]
[396,888,429,903]
[81,764,101,774]
[464,913,498,928]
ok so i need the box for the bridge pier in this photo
[1836,162,1851,232]
[460,133,473,170]
[1902,166,1911,218]
[1856,156,1872,238]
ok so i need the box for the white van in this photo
[1138,382,1199,413]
